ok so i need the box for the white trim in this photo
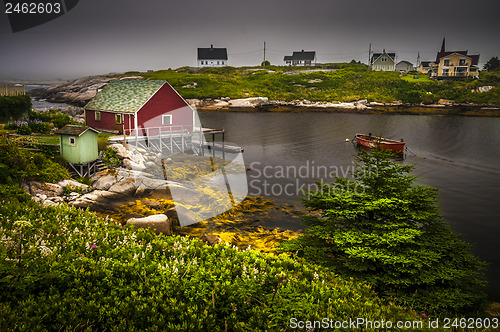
[162,114,172,125]
[69,136,76,146]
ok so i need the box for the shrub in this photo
[0,136,69,184]
[27,119,50,133]
[0,95,31,122]
[29,110,76,129]
[101,147,120,169]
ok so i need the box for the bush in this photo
[278,149,488,315]
[101,147,120,168]
[29,110,75,129]
[27,119,50,133]
[0,195,425,331]
[0,136,69,184]
[0,95,31,122]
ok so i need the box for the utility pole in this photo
[263,41,266,64]
[368,43,372,68]
[417,52,421,69]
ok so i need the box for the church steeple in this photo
[440,37,446,53]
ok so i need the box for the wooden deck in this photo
[107,126,242,158]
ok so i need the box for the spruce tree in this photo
[279,149,487,314]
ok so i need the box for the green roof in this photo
[54,125,99,136]
[85,80,165,113]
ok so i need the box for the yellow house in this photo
[432,38,479,79]
[418,61,433,74]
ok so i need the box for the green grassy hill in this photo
[125,64,500,106]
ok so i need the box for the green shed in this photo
[55,125,99,164]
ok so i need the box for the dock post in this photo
[159,127,162,154]
[170,126,173,153]
[212,133,215,158]
[200,129,204,156]
[222,131,225,160]
[181,126,185,153]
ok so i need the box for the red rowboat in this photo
[355,133,406,152]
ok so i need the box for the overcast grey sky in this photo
[1,0,499,80]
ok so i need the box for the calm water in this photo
[198,111,500,301]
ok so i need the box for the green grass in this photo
[126,65,500,106]
[400,74,432,82]
[0,188,431,331]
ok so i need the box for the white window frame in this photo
[69,136,76,146]
[162,114,172,125]
[115,113,122,124]
[95,111,101,121]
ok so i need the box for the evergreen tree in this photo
[279,149,487,314]
[484,56,500,72]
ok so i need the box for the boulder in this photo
[186,99,201,107]
[200,233,221,246]
[29,181,64,197]
[123,158,146,171]
[136,177,168,190]
[57,179,89,193]
[438,99,453,105]
[472,85,493,93]
[93,174,120,191]
[126,214,172,235]
[229,97,269,108]
[110,144,131,159]
[108,178,138,195]
[69,190,119,208]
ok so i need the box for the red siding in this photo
[137,83,193,129]
[85,110,134,134]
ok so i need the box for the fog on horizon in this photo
[1,0,499,80]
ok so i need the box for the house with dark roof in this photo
[84,80,195,134]
[197,45,228,67]
[431,38,479,79]
[283,50,316,66]
[395,60,414,73]
[370,50,396,71]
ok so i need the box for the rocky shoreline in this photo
[28,75,500,116]
[22,142,305,250]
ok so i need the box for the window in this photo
[95,111,101,121]
[69,136,76,146]
[217,61,220,65]
[443,59,450,66]
[115,114,122,124]
[459,58,466,66]
[162,114,172,125]
[381,57,387,62]
[442,68,450,76]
